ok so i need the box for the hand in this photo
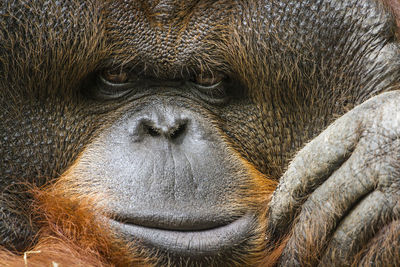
[268,91,400,265]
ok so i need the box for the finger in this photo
[320,190,400,266]
[268,112,363,237]
[277,145,377,266]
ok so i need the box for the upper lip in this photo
[109,213,256,255]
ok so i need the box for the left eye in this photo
[190,72,229,104]
[194,72,225,87]
[102,69,129,84]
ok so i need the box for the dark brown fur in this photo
[1,0,400,266]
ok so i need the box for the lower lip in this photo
[109,214,256,256]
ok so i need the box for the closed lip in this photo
[109,213,256,256]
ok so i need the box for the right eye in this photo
[92,70,139,100]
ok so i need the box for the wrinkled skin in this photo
[269,91,400,265]
[1,0,400,266]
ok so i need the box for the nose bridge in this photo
[153,104,177,128]
[151,104,184,131]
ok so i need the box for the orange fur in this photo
[0,182,153,267]
[262,236,290,267]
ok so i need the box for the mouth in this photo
[109,213,256,256]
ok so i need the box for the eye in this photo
[190,72,229,104]
[102,69,129,84]
[92,69,138,100]
[194,72,225,87]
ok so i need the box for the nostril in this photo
[143,124,160,137]
[169,122,187,140]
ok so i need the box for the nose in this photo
[130,108,189,141]
[141,118,188,139]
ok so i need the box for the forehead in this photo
[105,0,233,75]
[104,0,395,76]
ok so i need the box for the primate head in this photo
[1,0,400,266]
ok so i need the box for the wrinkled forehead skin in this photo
[106,0,399,78]
[105,0,233,75]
